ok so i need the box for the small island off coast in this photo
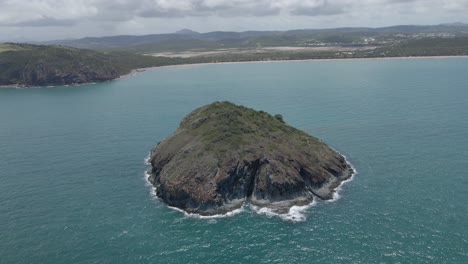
[147,102,354,216]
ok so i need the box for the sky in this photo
[1,0,468,41]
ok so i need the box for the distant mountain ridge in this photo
[41,23,468,51]
[175,29,200,35]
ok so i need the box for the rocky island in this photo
[147,102,354,216]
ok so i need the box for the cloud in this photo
[289,0,348,16]
[1,0,468,41]
[3,17,77,27]
[0,0,97,27]
[132,0,354,18]
[133,1,282,18]
[1,0,468,28]
[0,0,361,26]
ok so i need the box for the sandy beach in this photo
[3,55,468,89]
[121,55,468,79]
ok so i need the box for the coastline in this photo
[328,154,358,202]
[116,54,468,81]
[2,55,468,89]
[250,155,356,222]
[0,82,99,89]
[143,151,357,222]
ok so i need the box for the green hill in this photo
[375,37,468,57]
[0,43,172,86]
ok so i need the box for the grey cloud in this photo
[191,1,282,17]
[1,0,468,29]
[1,17,77,27]
[291,1,347,16]
[136,1,282,18]
[100,0,352,19]
[138,8,188,18]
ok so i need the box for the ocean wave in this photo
[144,169,245,218]
[327,154,358,203]
[143,171,158,199]
[169,205,246,219]
[250,200,317,222]
[143,170,152,186]
[142,151,356,221]
[144,152,151,165]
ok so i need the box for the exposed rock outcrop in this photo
[148,102,354,215]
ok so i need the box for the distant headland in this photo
[1,23,468,87]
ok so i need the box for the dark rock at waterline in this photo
[147,102,354,216]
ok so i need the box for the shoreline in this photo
[329,154,358,202]
[136,54,468,70]
[144,151,357,222]
[114,54,468,81]
[4,54,468,89]
[0,81,100,89]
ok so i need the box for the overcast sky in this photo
[1,0,468,41]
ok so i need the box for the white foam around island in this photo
[142,151,357,221]
[144,168,245,219]
[327,153,358,203]
[169,205,246,219]
[250,200,317,222]
[144,152,151,165]
[143,171,158,199]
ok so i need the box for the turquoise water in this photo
[1,59,467,263]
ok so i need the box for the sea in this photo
[1,58,467,263]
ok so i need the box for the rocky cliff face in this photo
[19,63,119,86]
[148,102,354,215]
[0,45,120,86]
[0,43,161,87]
